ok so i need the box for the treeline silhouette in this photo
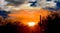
[46,12,60,33]
[0,16,19,33]
[42,12,60,33]
[38,12,60,33]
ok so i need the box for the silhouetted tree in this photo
[46,13,60,33]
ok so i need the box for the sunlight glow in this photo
[27,22,36,26]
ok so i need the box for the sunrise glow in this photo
[27,22,36,26]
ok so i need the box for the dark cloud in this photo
[5,0,26,6]
[0,10,10,18]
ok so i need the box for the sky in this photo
[0,0,60,11]
[0,0,60,23]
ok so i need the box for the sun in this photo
[27,22,36,26]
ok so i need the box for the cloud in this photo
[5,0,26,5]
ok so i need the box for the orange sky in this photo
[8,9,51,25]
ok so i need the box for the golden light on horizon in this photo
[8,9,51,26]
[27,22,36,27]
